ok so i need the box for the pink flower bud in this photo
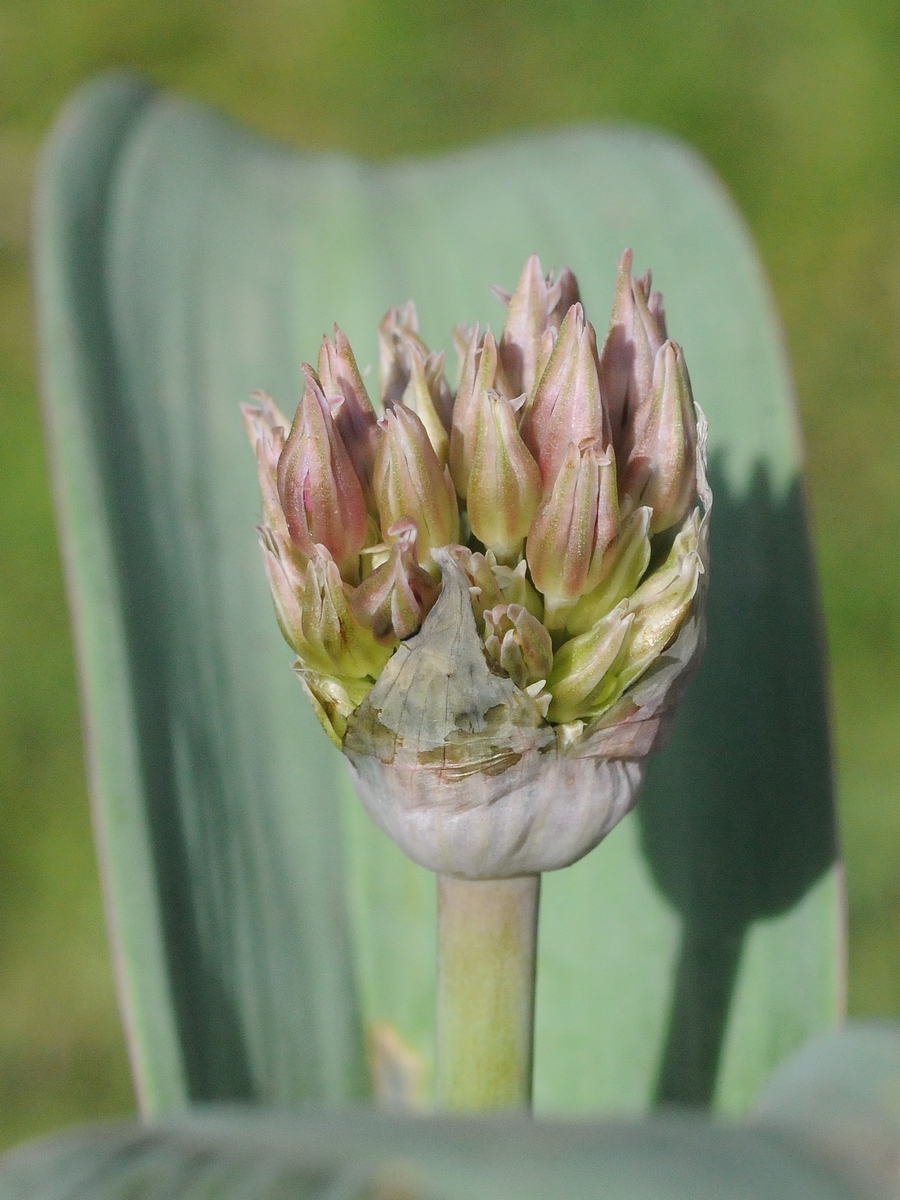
[520,304,611,488]
[258,526,307,653]
[648,289,667,340]
[466,389,542,564]
[494,258,582,399]
[276,366,369,580]
[352,519,441,643]
[242,392,291,542]
[525,439,619,622]
[496,255,555,399]
[449,328,501,499]
[317,327,381,504]
[379,302,453,431]
[374,403,460,565]
[378,301,421,405]
[484,603,553,691]
[619,340,698,535]
[598,248,666,452]
[549,268,581,328]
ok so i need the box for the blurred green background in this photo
[1,0,899,1153]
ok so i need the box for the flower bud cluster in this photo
[245,252,705,749]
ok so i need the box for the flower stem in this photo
[435,874,540,1110]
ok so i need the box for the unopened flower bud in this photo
[494,258,582,398]
[276,366,368,578]
[648,289,667,340]
[449,328,501,499]
[258,527,307,653]
[295,547,393,679]
[526,439,619,621]
[495,254,545,400]
[447,545,505,626]
[379,302,453,432]
[545,600,634,724]
[520,304,611,487]
[317,327,381,503]
[565,505,652,635]
[484,603,553,691]
[297,669,374,748]
[397,345,450,465]
[242,392,291,541]
[598,249,665,450]
[620,340,698,535]
[378,301,421,405]
[494,254,580,399]
[452,322,475,388]
[374,404,460,565]
[491,557,543,621]
[618,510,702,689]
[467,389,542,563]
[352,519,441,643]
[549,268,580,327]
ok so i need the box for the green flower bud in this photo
[352,518,441,643]
[374,403,461,566]
[620,340,698,535]
[297,668,374,748]
[396,344,450,465]
[565,504,652,635]
[277,365,368,579]
[545,600,634,725]
[484,603,553,691]
[449,546,544,629]
[491,557,543,621]
[294,546,393,679]
[617,509,703,689]
[447,544,506,626]
[525,439,619,620]
[466,389,542,564]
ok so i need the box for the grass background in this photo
[1,0,899,1149]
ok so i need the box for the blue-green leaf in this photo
[0,1108,868,1200]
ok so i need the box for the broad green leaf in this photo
[0,1108,868,1200]
[34,72,842,1116]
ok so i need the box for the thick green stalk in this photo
[435,874,540,1110]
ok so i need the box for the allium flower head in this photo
[246,252,710,879]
